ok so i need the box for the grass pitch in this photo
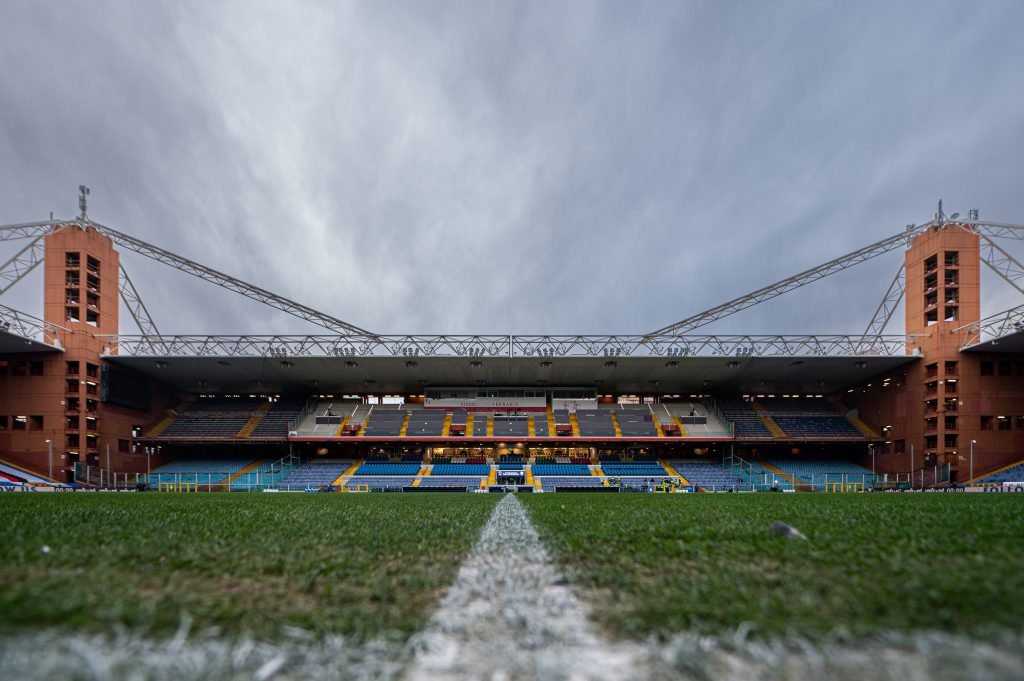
[0,492,499,640]
[3,490,1023,654]
[521,493,1024,641]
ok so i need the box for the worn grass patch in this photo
[0,492,499,640]
[520,493,1024,641]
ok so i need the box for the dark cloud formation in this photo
[1,1,1021,338]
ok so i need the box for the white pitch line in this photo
[405,494,655,681]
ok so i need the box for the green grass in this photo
[521,493,1024,641]
[0,492,499,640]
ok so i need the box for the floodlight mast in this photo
[648,225,924,336]
[0,212,375,336]
[650,206,1024,337]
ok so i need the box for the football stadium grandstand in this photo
[0,194,1022,492]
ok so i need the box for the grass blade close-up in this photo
[520,493,1024,641]
[0,493,499,641]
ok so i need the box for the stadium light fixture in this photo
[45,439,52,482]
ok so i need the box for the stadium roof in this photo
[0,329,62,355]
[961,329,1024,354]
[105,353,917,396]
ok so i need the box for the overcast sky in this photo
[1,0,1022,338]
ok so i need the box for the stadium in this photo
[1,194,1024,680]
[1,193,1022,493]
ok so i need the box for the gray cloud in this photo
[1,0,1021,338]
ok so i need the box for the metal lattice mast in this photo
[954,302,1024,348]
[89,221,374,335]
[979,236,1024,295]
[863,264,905,336]
[963,219,1024,241]
[649,225,922,335]
[0,218,374,335]
[0,220,65,241]
[0,236,45,296]
[118,264,162,337]
[0,302,68,345]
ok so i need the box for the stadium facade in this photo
[1,198,1022,488]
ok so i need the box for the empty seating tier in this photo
[431,463,490,476]
[251,398,306,438]
[532,464,591,476]
[159,397,264,439]
[492,417,530,437]
[540,476,605,491]
[148,457,256,484]
[353,462,421,476]
[576,410,616,437]
[343,476,415,491]
[276,461,352,489]
[758,397,863,439]
[362,409,406,437]
[976,461,1024,484]
[717,398,772,438]
[670,461,743,490]
[617,407,658,437]
[418,477,481,489]
[405,409,446,437]
[601,461,668,477]
[767,458,873,489]
[532,415,550,436]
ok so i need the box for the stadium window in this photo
[944,251,959,267]
[65,415,79,430]
[944,416,957,431]
[997,416,1012,432]
[65,251,80,268]
[12,416,26,431]
[997,361,1011,376]
[66,433,79,448]
[980,415,993,431]
[893,439,905,454]
[1017,416,1024,431]
[0,416,6,430]
[66,361,79,375]
[944,361,958,376]
[29,415,43,430]
[29,361,44,376]
[925,363,938,378]
[11,361,27,377]
[980,361,994,376]
[86,363,99,378]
